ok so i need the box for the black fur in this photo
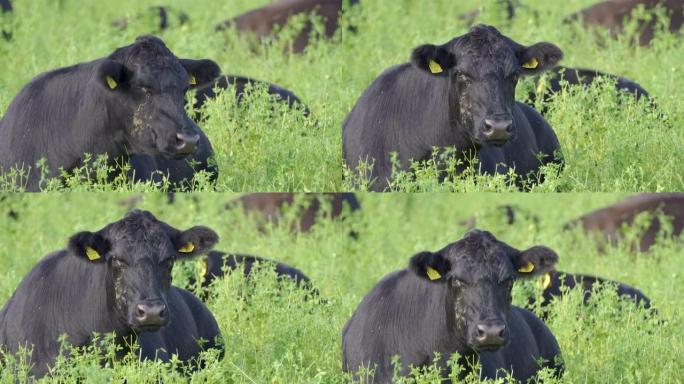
[343,25,564,191]
[342,229,563,382]
[0,36,221,191]
[0,210,222,378]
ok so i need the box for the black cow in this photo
[342,230,563,382]
[0,35,220,191]
[112,6,190,32]
[216,0,360,54]
[529,270,652,317]
[192,75,310,120]
[0,210,221,378]
[527,66,652,114]
[565,0,684,47]
[342,25,564,191]
[192,251,316,299]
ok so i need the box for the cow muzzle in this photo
[132,300,169,330]
[174,132,200,156]
[481,117,513,146]
[471,321,507,351]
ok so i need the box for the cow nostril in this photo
[505,124,513,133]
[135,304,147,319]
[159,306,168,319]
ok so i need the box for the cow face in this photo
[409,229,557,352]
[95,36,220,159]
[67,210,218,332]
[411,25,562,147]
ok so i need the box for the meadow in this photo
[0,193,682,382]
[1,0,683,191]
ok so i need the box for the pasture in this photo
[0,193,682,382]
[0,0,683,191]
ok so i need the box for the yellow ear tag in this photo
[426,266,442,281]
[85,247,101,261]
[179,242,195,253]
[522,57,539,69]
[540,273,551,289]
[189,75,197,85]
[106,76,118,90]
[428,60,443,74]
[517,262,535,273]
[198,258,208,277]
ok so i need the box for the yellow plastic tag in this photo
[522,57,539,69]
[540,273,552,289]
[518,262,534,273]
[85,246,101,261]
[189,75,197,85]
[179,242,195,253]
[106,76,118,89]
[428,60,443,74]
[199,258,208,277]
[426,266,441,280]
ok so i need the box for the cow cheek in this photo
[130,95,155,147]
[112,272,131,317]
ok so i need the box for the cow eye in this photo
[451,278,467,287]
[137,85,151,93]
[456,72,471,83]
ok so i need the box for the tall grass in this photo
[0,193,682,382]
[0,0,682,191]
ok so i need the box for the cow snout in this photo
[175,133,200,155]
[482,118,513,144]
[135,301,168,327]
[475,322,506,347]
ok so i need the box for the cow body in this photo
[193,75,310,119]
[217,0,360,53]
[342,25,563,191]
[0,36,220,191]
[567,0,684,46]
[342,230,563,382]
[528,66,651,114]
[229,193,360,233]
[0,210,221,378]
[565,193,684,252]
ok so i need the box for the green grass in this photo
[0,193,682,382]
[1,0,683,191]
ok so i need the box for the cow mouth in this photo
[130,323,166,333]
[471,342,505,352]
[482,139,509,147]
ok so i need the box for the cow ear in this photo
[518,42,563,76]
[409,251,451,282]
[68,231,110,263]
[97,59,126,91]
[411,44,456,77]
[513,246,558,279]
[179,59,221,89]
[174,226,219,259]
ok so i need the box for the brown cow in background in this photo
[566,0,684,46]
[227,193,360,233]
[216,0,360,53]
[565,193,684,252]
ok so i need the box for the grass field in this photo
[0,193,682,382]
[1,0,683,191]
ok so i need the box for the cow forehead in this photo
[447,240,518,280]
[113,40,188,82]
[106,213,175,257]
[451,28,520,75]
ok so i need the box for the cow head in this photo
[411,25,562,147]
[67,210,218,332]
[409,229,558,352]
[95,36,220,159]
